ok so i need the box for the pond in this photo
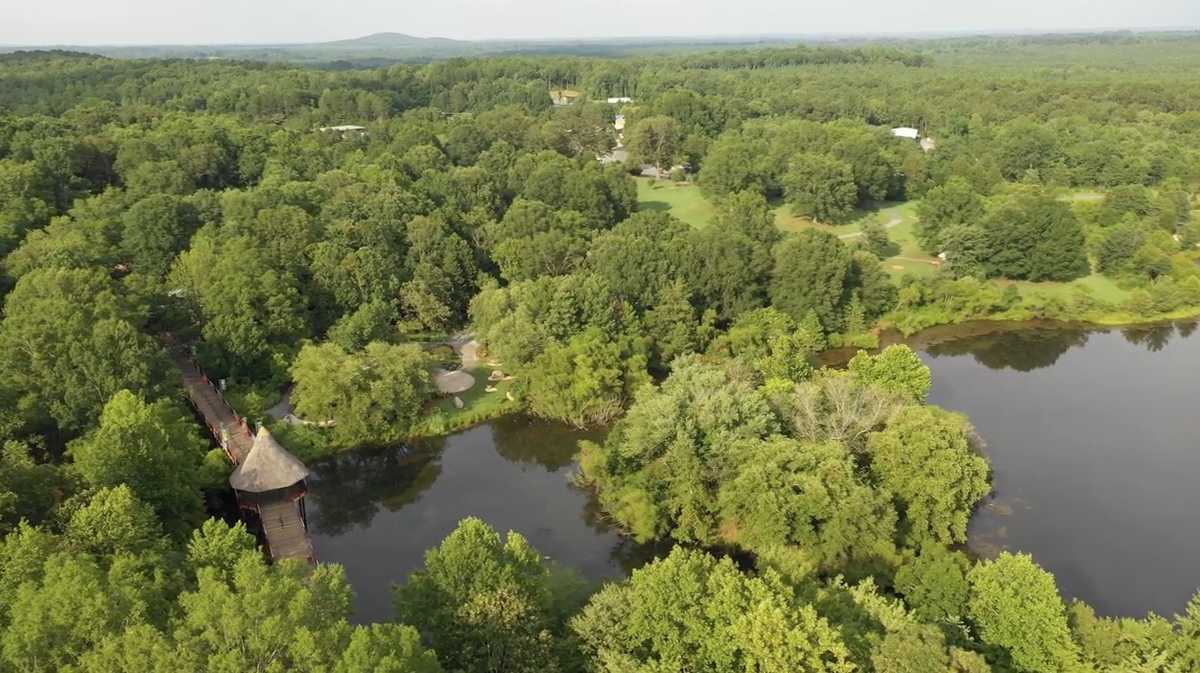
[924,320,1200,618]
[308,320,1200,622]
[306,417,655,622]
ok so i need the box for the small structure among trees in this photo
[229,426,314,562]
[228,426,311,495]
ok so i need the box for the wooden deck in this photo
[171,350,315,564]
[259,499,314,561]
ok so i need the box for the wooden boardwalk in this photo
[172,352,254,463]
[171,351,314,564]
[259,499,313,561]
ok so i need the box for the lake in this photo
[308,320,1200,621]
[924,320,1200,618]
[306,417,655,622]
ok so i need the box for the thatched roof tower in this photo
[229,426,311,494]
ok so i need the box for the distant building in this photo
[891,127,921,140]
[551,89,583,106]
[614,114,626,132]
[317,124,368,137]
[607,96,633,104]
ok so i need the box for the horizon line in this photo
[2,25,1197,49]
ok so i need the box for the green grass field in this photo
[426,366,517,416]
[1004,273,1131,305]
[635,178,941,279]
[631,179,1156,296]
[636,178,716,228]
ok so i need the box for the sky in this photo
[3,0,1199,45]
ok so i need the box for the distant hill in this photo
[4,30,1195,67]
[320,32,472,49]
[0,32,813,66]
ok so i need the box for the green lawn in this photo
[634,178,942,279]
[636,178,716,228]
[771,200,910,236]
[630,181,1142,295]
[1003,273,1131,305]
[427,366,517,416]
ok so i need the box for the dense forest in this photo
[0,32,1197,673]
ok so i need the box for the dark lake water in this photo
[309,320,1200,622]
[924,320,1200,618]
[307,417,655,622]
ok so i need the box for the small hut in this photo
[230,426,311,497]
[229,427,314,561]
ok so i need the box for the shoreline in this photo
[284,305,1200,457]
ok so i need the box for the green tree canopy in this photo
[770,229,852,330]
[525,327,650,428]
[393,518,564,673]
[68,390,207,528]
[968,552,1079,673]
[571,547,854,673]
[291,341,433,447]
[867,406,990,544]
[579,356,778,544]
[847,345,932,402]
[0,267,169,435]
[914,177,985,251]
[783,153,858,223]
[979,190,1090,282]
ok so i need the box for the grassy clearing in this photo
[633,178,942,279]
[771,201,907,236]
[1002,273,1131,304]
[413,366,523,438]
[426,366,517,416]
[636,178,716,228]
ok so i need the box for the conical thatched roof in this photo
[433,369,475,394]
[229,427,311,493]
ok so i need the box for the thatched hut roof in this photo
[229,427,311,494]
[434,369,475,394]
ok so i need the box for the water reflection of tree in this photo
[926,329,1090,372]
[307,442,444,536]
[1121,323,1176,352]
[490,415,603,471]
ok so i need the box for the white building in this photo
[891,127,921,140]
[614,114,626,132]
[317,125,368,138]
[607,96,633,104]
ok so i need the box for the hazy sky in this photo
[5,0,1199,45]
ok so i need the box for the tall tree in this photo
[627,115,683,179]
[783,154,858,223]
[770,229,851,330]
[68,391,208,528]
[968,553,1079,673]
[0,267,169,435]
[980,191,1090,282]
[525,328,649,428]
[393,518,566,673]
[571,547,854,673]
[866,406,990,545]
[291,341,432,448]
[914,177,985,252]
